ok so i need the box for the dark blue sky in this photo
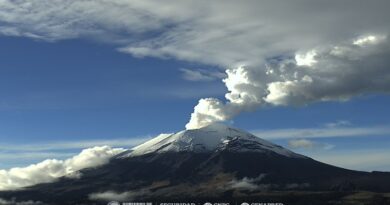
[0,37,225,143]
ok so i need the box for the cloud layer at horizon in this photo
[0,146,125,191]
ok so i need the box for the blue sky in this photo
[0,37,223,140]
[1,35,390,171]
[0,1,390,173]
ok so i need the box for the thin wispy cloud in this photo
[287,139,334,150]
[0,137,150,152]
[0,152,75,161]
[252,125,390,140]
[180,68,226,82]
[324,120,352,128]
[311,149,390,172]
[0,137,151,169]
[164,84,225,99]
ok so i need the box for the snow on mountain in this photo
[118,123,305,158]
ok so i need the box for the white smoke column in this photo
[186,66,266,129]
[186,34,390,129]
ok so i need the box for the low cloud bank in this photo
[228,174,310,191]
[0,198,43,205]
[228,174,266,191]
[89,190,149,202]
[0,146,125,191]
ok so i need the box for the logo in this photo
[204,202,213,205]
[241,203,249,205]
[108,201,120,205]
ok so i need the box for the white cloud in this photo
[186,98,235,129]
[0,0,388,69]
[227,174,309,191]
[324,120,352,128]
[186,66,264,129]
[89,190,149,202]
[0,146,125,191]
[0,0,181,41]
[0,198,43,205]
[180,68,225,82]
[0,138,149,152]
[288,139,315,149]
[295,50,317,66]
[288,139,334,150]
[118,1,390,67]
[353,35,386,46]
[228,179,259,191]
[228,174,266,191]
[0,1,387,65]
[0,137,151,169]
[0,152,75,163]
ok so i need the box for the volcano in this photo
[1,123,390,205]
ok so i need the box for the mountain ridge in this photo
[1,123,390,205]
[118,123,305,158]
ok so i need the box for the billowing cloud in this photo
[0,146,125,191]
[186,35,390,129]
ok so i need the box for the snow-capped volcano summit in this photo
[119,123,304,158]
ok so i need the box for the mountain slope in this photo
[1,123,390,205]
